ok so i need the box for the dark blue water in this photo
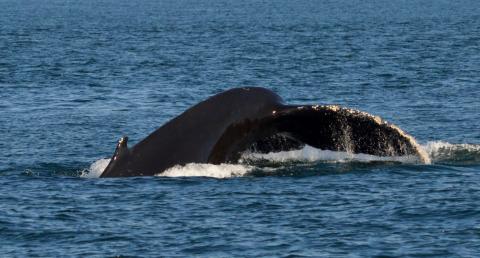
[1,0,480,256]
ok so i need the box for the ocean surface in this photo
[1,0,480,256]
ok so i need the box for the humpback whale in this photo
[101,87,429,177]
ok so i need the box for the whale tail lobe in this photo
[209,105,430,164]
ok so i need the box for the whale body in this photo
[100,87,429,177]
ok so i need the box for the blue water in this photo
[1,0,480,256]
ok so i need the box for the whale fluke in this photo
[100,87,428,178]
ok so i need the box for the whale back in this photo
[101,87,283,177]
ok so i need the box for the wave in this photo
[422,141,480,165]
[83,141,480,178]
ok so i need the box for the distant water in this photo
[1,0,480,256]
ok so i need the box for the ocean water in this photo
[1,0,480,256]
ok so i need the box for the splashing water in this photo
[83,159,254,179]
[157,163,253,178]
[240,141,480,166]
[83,141,480,178]
[82,158,110,178]
[241,145,421,164]
[422,141,480,165]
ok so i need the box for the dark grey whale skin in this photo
[100,87,424,177]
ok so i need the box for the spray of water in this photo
[83,141,480,178]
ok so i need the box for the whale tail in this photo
[209,105,430,164]
[99,87,430,178]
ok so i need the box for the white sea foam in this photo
[81,158,111,178]
[243,142,480,165]
[82,158,252,179]
[422,141,480,154]
[241,145,420,164]
[84,141,480,178]
[156,163,253,178]
[421,141,480,163]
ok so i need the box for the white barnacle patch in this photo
[297,106,305,110]
[272,110,277,115]
[325,105,340,112]
[345,108,358,115]
[312,105,320,110]
[373,116,383,124]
